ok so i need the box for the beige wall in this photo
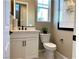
[36,22,51,33]
[51,0,73,59]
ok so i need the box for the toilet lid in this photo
[44,43,56,48]
[43,43,56,50]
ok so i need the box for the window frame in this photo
[37,0,51,22]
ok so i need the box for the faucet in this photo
[18,26,27,30]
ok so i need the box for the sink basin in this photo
[10,27,40,33]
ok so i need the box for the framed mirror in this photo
[58,0,75,31]
[14,1,28,27]
[13,0,36,27]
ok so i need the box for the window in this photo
[37,0,50,22]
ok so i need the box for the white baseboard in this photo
[55,51,68,59]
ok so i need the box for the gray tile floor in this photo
[32,50,46,59]
[33,49,63,59]
[38,50,46,59]
[38,50,58,59]
[38,50,57,59]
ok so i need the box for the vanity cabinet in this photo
[10,31,39,59]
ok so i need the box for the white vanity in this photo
[10,0,38,59]
[10,30,40,59]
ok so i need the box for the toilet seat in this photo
[43,43,56,51]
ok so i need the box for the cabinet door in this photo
[25,38,38,59]
[10,39,25,59]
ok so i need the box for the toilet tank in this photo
[40,33,50,43]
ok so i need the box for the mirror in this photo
[15,1,28,26]
[14,0,35,27]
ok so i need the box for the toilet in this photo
[40,33,56,59]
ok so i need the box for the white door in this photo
[3,0,10,59]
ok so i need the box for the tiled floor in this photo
[38,50,56,59]
[39,50,46,59]
[38,50,65,59]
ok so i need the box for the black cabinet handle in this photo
[22,41,25,46]
[24,41,26,46]
[22,41,26,47]
[73,35,76,41]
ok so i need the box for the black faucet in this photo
[25,27,27,30]
[22,26,24,30]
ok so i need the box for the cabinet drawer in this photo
[10,32,39,39]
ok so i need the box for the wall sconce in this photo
[64,0,75,13]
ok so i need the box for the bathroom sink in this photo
[10,27,40,33]
[10,29,40,39]
[10,30,40,33]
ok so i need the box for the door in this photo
[10,39,25,59]
[3,0,10,59]
[25,38,38,59]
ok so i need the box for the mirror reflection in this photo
[15,1,28,27]
[10,0,36,30]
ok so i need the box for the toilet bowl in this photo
[43,43,56,59]
[40,33,56,59]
